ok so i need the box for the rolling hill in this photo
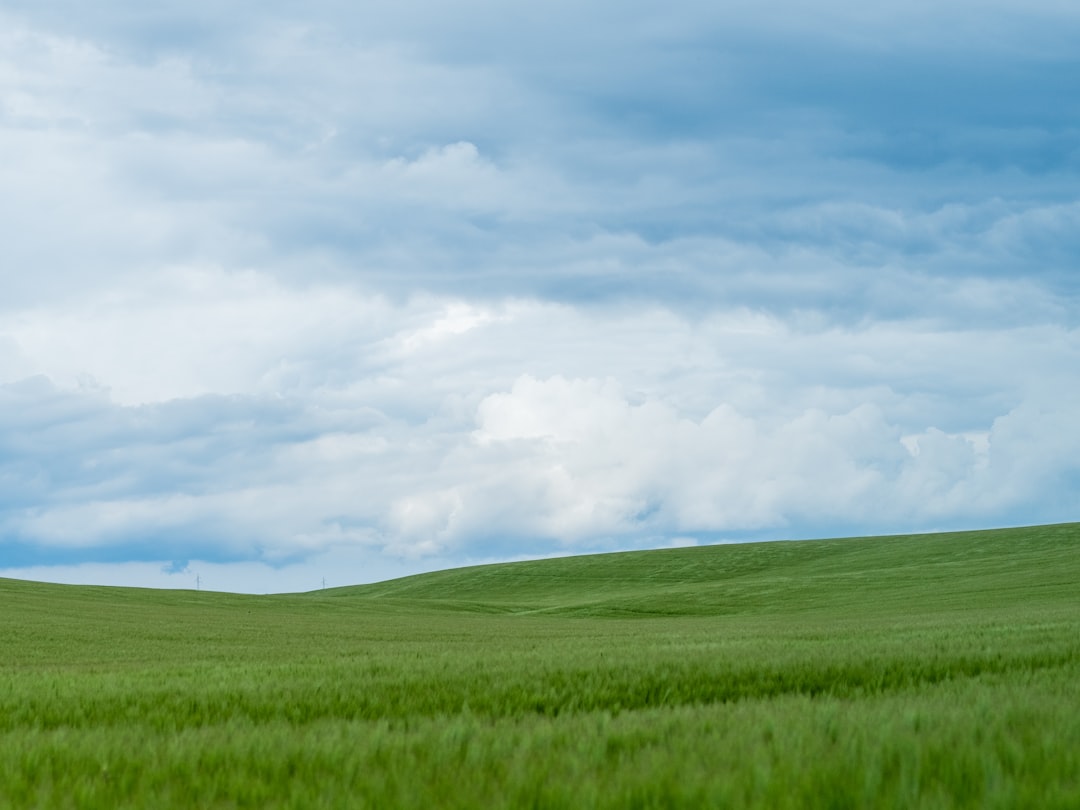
[2,523,1078,808]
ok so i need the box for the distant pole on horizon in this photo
[322,577,326,590]
[196,574,200,591]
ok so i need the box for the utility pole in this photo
[322,577,326,590]
[196,574,201,591]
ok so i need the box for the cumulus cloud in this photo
[2,274,1078,584]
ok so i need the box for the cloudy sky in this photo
[1,0,1078,593]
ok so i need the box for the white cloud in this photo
[2,282,1078,587]
[4,266,387,403]
[3,266,1078,564]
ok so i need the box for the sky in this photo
[1,0,1078,593]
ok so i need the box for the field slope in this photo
[328,522,1079,616]
[2,523,1079,808]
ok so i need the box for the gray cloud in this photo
[3,3,1079,315]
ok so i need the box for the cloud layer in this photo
[1,1,1078,591]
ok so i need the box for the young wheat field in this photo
[2,523,1078,808]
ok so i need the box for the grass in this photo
[2,523,1078,808]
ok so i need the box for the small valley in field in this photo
[2,523,1078,808]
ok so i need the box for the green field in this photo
[2,523,1079,808]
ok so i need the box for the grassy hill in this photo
[323,522,1080,616]
[2,523,1078,808]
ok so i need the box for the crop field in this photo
[2,523,1079,808]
